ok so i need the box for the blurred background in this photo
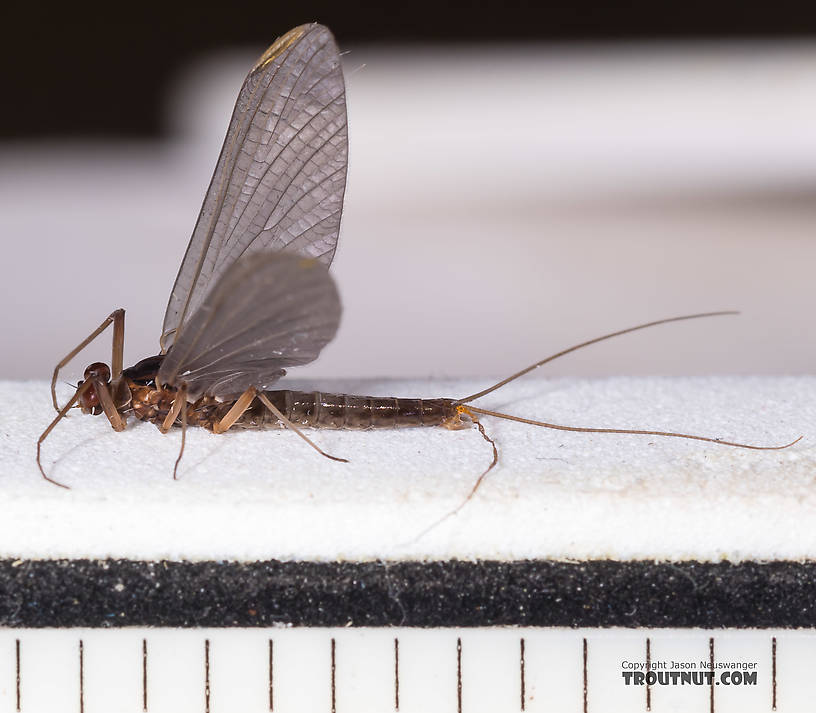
[2,1,815,382]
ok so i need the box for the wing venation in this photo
[161,23,347,351]
[158,252,341,400]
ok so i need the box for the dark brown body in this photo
[123,355,461,433]
[40,313,798,492]
[219,391,457,431]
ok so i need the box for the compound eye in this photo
[79,381,100,410]
[83,362,111,382]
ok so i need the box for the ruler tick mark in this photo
[457,637,463,713]
[709,637,715,713]
[331,638,336,713]
[772,636,777,710]
[394,637,399,711]
[582,638,588,713]
[79,640,84,713]
[645,638,651,711]
[142,638,148,711]
[269,639,274,711]
[15,638,20,712]
[520,638,526,711]
[204,639,211,713]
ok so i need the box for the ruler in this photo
[0,627,808,713]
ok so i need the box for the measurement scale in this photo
[2,559,815,712]
[0,628,810,712]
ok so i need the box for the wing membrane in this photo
[161,23,348,351]
[158,253,341,400]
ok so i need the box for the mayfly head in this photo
[76,362,111,415]
[76,361,131,416]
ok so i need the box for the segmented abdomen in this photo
[227,391,456,430]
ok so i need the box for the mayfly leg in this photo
[208,387,348,463]
[90,369,126,432]
[50,309,125,411]
[38,369,126,488]
[160,385,188,434]
[166,385,189,480]
[256,392,349,463]
[212,387,259,434]
[152,384,189,480]
[37,380,94,488]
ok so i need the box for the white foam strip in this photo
[2,377,814,562]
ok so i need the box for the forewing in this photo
[161,23,348,351]
[158,253,341,400]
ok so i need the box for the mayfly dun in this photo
[38,23,800,491]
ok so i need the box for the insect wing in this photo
[157,253,341,400]
[161,23,348,351]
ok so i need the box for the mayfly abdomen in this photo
[230,391,457,430]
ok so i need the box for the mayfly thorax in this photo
[38,23,800,491]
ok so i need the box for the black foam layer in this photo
[1,559,813,628]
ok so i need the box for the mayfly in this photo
[38,23,799,491]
